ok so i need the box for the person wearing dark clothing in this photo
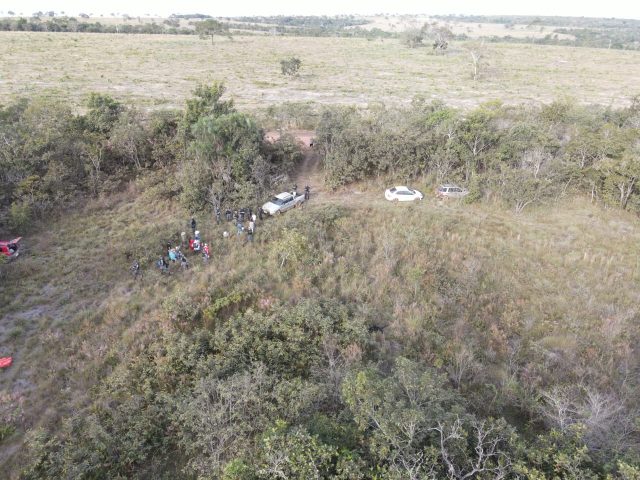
[157,256,169,274]
[304,185,310,200]
[215,208,221,225]
[191,218,197,235]
[247,229,254,243]
[258,207,264,221]
[130,260,141,279]
[247,207,253,220]
[225,209,232,221]
[239,208,246,223]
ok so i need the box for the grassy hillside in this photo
[1,32,639,111]
[2,173,640,475]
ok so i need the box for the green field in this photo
[1,31,639,111]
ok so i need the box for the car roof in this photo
[440,183,459,188]
[275,192,292,200]
[394,186,411,191]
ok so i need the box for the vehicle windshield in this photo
[389,187,397,193]
[398,190,415,195]
[271,197,285,205]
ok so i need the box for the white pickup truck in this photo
[261,191,305,215]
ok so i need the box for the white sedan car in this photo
[384,186,424,202]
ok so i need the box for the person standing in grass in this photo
[130,260,141,279]
[158,256,169,274]
[191,217,197,235]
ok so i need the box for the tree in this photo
[422,22,454,52]
[456,105,500,181]
[177,365,280,478]
[342,358,461,479]
[280,57,302,76]
[431,416,514,480]
[195,19,230,44]
[257,421,336,480]
[83,93,123,134]
[110,108,148,169]
[498,167,556,214]
[464,41,488,81]
[179,111,261,210]
[401,28,425,48]
[270,229,313,270]
[596,152,640,210]
[182,82,234,136]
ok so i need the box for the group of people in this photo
[157,220,211,275]
[129,185,310,280]
[218,206,263,224]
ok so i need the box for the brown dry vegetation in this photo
[0,32,638,111]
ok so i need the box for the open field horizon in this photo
[1,31,639,111]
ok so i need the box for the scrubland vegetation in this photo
[1,19,640,479]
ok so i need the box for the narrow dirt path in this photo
[265,129,326,200]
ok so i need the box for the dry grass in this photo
[0,32,638,112]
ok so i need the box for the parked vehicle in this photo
[0,237,21,258]
[436,184,469,199]
[384,186,424,202]
[261,191,305,215]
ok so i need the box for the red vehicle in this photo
[0,237,21,258]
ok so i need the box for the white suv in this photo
[436,184,469,199]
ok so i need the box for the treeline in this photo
[217,15,390,39]
[0,15,394,39]
[0,16,194,34]
[0,83,299,232]
[434,14,640,29]
[316,98,640,213]
[479,31,640,50]
[434,14,640,50]
[228,15,369,29]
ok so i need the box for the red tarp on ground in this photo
[0,357,13,368]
